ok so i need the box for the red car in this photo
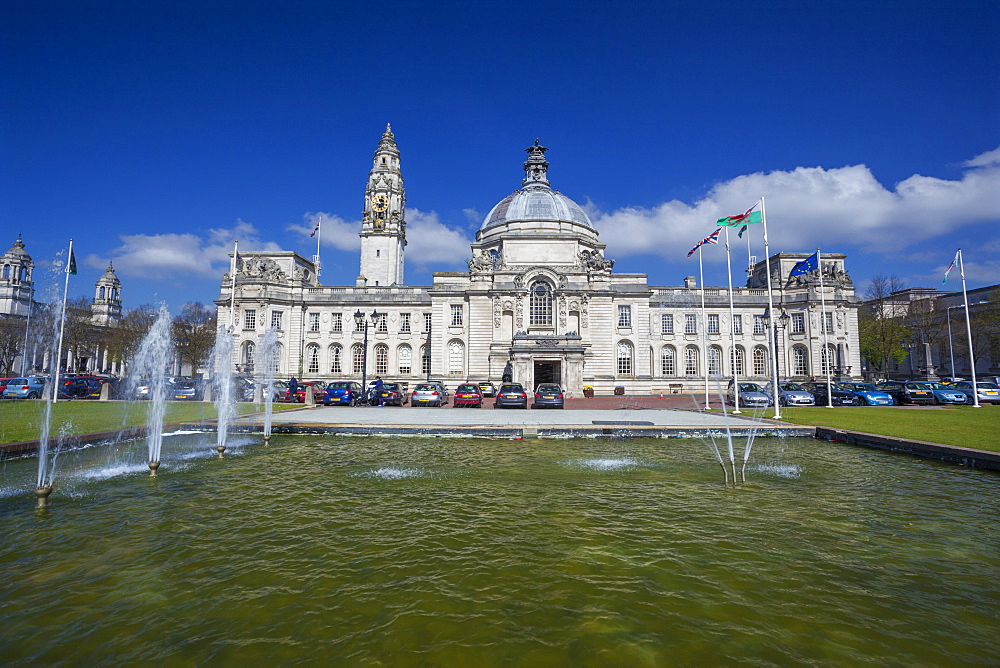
[285,381,325,403]
[453,383,483,408]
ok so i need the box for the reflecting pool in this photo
[1,435,998,664]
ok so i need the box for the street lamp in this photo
[762,306,791,411]
[354,309,381,395]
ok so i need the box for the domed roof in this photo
[480,140,593,231]
[2,235,32,263]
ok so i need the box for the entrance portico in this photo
[509,332,585,394]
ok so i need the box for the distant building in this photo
[216,127,862,394]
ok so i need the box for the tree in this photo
[858,274,911,376]
[173,302,217,376]
[106,305,160,370]
[0,316,25,375]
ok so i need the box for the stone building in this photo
[217,127,861,393]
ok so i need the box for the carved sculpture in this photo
[578,249,615,272]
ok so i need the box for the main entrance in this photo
[533,360,561,387]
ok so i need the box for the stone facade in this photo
[216,133,861,394]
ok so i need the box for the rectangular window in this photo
[823,312,834,334]
[685,314,697,334]
[661,313,674,334]
[331,313,342,333]
[707,314,720,334]
[376,313,388,333]
[791,312,805,334]
[270,311,282,330]
[355,315,364,332]
[732,314,742,334]
[423,313,432,333]
[421,347,431,375]
[308,312,320,332]
[450,304,463,327]
[243,309,256,330]
[617,305,632,328]
[400,313,411,333]
[754,315,767,335]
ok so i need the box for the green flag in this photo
[67,249,77,275]
[716,210,762,227]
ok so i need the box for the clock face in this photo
[372,194,388,212]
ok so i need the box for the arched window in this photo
[661,346,676,375]
[449,340,464,375]
[731,346,746,376]
[792,345,808,376]
[708,345,723,376]
[329,344,342,374]
[684,345,699,375]
[306,343,320,374]
[529,280,553,327]
[374,343,389,375]
[271,342,283,374]
[243,341,255,368]
[1,265,8,279]
[421,344,431,376]
[821,344,836,375]
[99,286,105,299]
[752,346,768,376]
[397,345,412,375]
[352,344,365,374]
[617,341,634,375]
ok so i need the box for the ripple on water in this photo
[573,457,641,471]
[750,463,803,478]
[354,467,423,480]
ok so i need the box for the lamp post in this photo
[354,309,381,396]
[763,306,791,411]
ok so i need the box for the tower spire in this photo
[522,138,550,189]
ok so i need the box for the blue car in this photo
[323,381,363,406]
[915,382,969,405]
[2,376,49,399]
[838,382,894,406]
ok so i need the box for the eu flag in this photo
[789,252,818,277]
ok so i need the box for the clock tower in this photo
[359,124,406,286]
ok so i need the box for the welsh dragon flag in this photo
[716,209,762,227]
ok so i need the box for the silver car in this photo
[410,381,450,406]
[727,381,772,408]
[766,381,816,407]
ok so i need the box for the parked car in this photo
[453,383,483,408]
[58,377,103,400]
[3,376,49,400]
[323,381,363,406]
[377,382,409,406]
[910,381,969,405]
[765,381,815,407]
[875,381,935,406]
[134,377,180,400]
[532,383,565,409]
[805,382,862,406]
[477,381,497,398]
[172,379,206,401]
[411,382,449,407]
[727,381,772,408]
[949,380,1000,405]
[494,383,528,409]
[287,381,325,403]
[0,378,15,397]
[837,382,895,406]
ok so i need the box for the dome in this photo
[481,188,593,231]
[480,140,593,231]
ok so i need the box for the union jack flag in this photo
[687,228,721,257]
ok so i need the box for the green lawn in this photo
[772,405,1000,451]
[0,400,298,445]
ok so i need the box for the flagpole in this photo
[724,227,741,414]
[760,197,782,419]
[229,240,238,330]
[818,247,833,408]
[958,249,980,408]
[698,246,710,410]
[52,239,73,404]
[315,218,322,283]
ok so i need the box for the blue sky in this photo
[2,0,998,312]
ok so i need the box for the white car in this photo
[766,381,816,406]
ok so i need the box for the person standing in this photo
[373,376,384,406]
[288,375,298,402]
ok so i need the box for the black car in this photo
[531,383,564,409]
[377,382,408,406]
[494,383,528,409]
[57,377,102,399]
[804,382,861,406]
[875,381,935,406]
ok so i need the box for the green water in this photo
[1,435,998,665]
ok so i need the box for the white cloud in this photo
[404,208,473,268]
[293,212,361,251]
[590,147,1000,263]
[88,219,281,280]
